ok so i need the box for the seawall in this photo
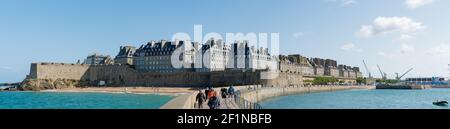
[28,63,90,80]
[22,62,306,89]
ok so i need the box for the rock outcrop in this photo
[19,79,89,91]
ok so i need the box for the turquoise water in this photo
[261,89,450,109]
[0,92,174,109]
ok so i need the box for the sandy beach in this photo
[40,87,198,96]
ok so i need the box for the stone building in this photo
[347,65,357,78]
[324,59,338,77]
[84,54,113,65]
[133,40,196,73]
[127,39,278,73]
[310,58,325,76]
[247,45,274,72]
[279,54,314,75]
[114,46,136,65]
[353,67,363,78]
[338,65,362,78]
[198,39,229,72]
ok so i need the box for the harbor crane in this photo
[363,60,372,78]
[377,64,387,81]
[395,68,414,81]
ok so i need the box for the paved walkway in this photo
[199,97,239,109]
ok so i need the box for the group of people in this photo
[195,85,236,109]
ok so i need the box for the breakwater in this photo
[160,86,254,109]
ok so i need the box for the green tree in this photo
[385,79,399,84]
[313,77,338,85]
[356,77,366,84]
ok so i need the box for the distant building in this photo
[114,46,136,65]
[338,65,346,77]
[353,67,363,78]
[310,58,325,76]
[338,65,362,78]
[324,59,338,77]
[198,39,229,72]
[84,54,113,65]
[129,39,277,73]
[242,42,274,72]
[280,54,314,75]
[108,39,361,80]
[133,40,196,73]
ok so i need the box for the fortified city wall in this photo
[22,62,304,89]
[28,63,90,80]
[22,58,360,90]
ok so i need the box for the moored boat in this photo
[433,100,448,106]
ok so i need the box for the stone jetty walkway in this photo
[200,97,239,109]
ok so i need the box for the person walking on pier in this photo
[207,88,217,100]
[204,87,211,100]
[220,88,228,99]
[195,90,206,109]
[206,88,220,109]
[228,85,235,98]
[208,96,220,109]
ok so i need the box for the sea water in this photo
[0,91,173,109]
[260,88,450,109]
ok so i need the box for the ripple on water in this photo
[260,89,450,109]
[0,92,174,109]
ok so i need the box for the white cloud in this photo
[340,43,362,52]
[359,17,425,37]
[376,43,415,59]
[396,34,415,42]
[405,0,433,9]
[400,43,415,54]
[377,52,387,56]
[426,43,450,57]
[292,32,304,38]
[359,25,374,37]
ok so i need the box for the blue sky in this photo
[1,0,450,82]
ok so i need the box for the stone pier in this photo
[160,85,375,109]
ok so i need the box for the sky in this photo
[1,0,450,82]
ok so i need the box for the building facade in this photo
[133,40,196,73]
[108,39,361,80]
[114,46,136,65]
[84,54,113,65]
